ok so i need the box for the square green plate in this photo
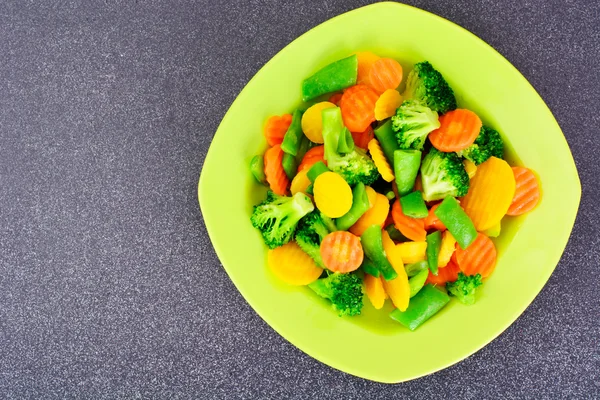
[198,2,580,383]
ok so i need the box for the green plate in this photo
[198,2,580,383]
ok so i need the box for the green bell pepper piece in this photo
[301,55,358,102]
[337,183,370,231]
[361,225,398,281]
[409,268,430,298]
[394,149,422,196]
[307,161,330,183]
[400,191,428,218]
[389,284,450,331]
[434,197,478,249]
[426,231,442,275]
[360,257,380,278]
[281,109,304,156]
[404,260,429,277]
[282,153,298,181]
[250,155,267,185]
[373,120,399,164]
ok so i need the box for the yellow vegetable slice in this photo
[355,51,380,86]
[313,171,353,218]
[397,241,427,264]
[374,89,403,121]
[267,242,322,285]
[349,193,389,236]
[461,157,516,231]
[290,167,311,195]
[365,186,377,208]
[463,159,477,179]
[484,221,502,238]
[437,231,457,268]
[301,102,336,143]
[381,230,410,311]
[364,274,387,310]
[368,139,395,182]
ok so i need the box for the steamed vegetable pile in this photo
[249,52,541,330]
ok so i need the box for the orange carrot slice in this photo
[391,200,427,242]
[349,193,390,236]
[426,258,460,286]
[263,144,289,195]
[455,233,497,278]
[461,157,516,231]
[328,93,343,106]
[268,242,322,285]
[355,51,381,86]
[340,84,379,132]
[297,145,325,172]
[507,167,541,216]
[423,203,446,231]
[368,58,403,93]
[320,231,364,273]
[429,109,482,152]
[264,114,292,146]
[351,126,375,150]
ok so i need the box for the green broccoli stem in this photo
[281,109,304,156]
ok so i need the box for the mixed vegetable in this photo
[249,52,541,331]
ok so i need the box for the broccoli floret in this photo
[403,61,457,114]
[308,273,363,316]
[420,148,470,201]
[446,272,483,305]
[391,100,440,151]
[322,107,380,186]
[295,210,336,267]
[456,126,504,165]
[250,191,314,249]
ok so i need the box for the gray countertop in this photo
[1,0,598,398]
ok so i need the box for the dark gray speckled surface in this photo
[0,0,598,398]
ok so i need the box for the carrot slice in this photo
[429,109,482,152]
[507,167,541,216]
[391,200,427,242]
[263,144,289,195]
[426,258,460,286]
[364,274,387,309]
[349,193,390,236]
[351,126,375,150]
[297,145,325,172]
[374,89,403,121]
[268,242,322,285]
[455,233,497,278]
[328,93,343,106]
[368,58,403,93]
[368,139,395,182]
[320,231,364,273]
[355,51,381,86]
[461,157,516,231]
[264,114,293,146]
[423,203,446,231]
[340,84,379,132]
